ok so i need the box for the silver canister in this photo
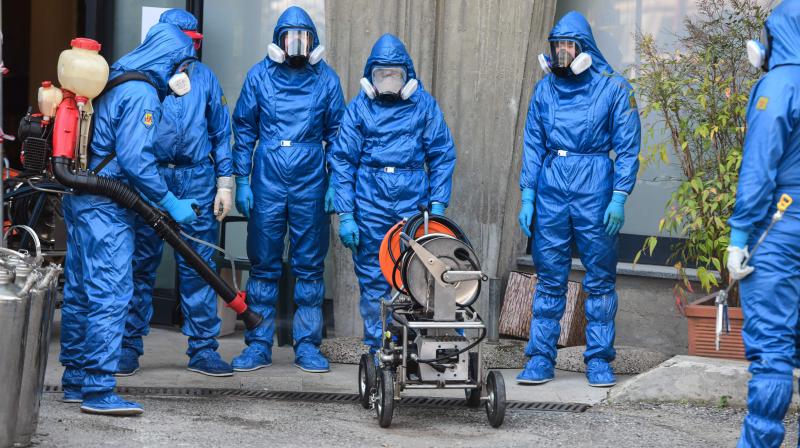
[14,266,59,447]
[0,269,30,448]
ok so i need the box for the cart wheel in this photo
[485,370,506,428]
[465,352,482,408]
[375,368,395,428]
[358,354,376,409]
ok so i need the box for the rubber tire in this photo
[375,368,395,428]
[358,354,376,409]
[465,352,482,408]
[485,370,506,428]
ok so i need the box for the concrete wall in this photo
[324,0,558,337]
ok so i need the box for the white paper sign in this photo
[141,6,171,43]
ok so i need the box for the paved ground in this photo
[44,325,619,405]
[36,394,797,447]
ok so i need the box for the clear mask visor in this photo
[550,39,581,68]
[282,29,313,58]
[372,66,407,95]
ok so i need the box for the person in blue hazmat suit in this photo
[330,33,457,352]
[517,11,641,387]
[59,23,198,415]
[231,6,344,373]
[115,9,235,378]
[728,2,800,446]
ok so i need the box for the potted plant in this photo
[632,0,768,359]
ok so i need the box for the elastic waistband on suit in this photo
[264,139,323,149]
[547,148,610,157]
[359,165,424,173]
[157,157,211,170]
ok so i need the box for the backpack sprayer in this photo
[358,205,506,428]
[14,37,262,330]
[715,193,793,350]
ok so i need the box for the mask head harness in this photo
[267,28,325,68]
[168,56,198,96]
[360,65,418,102]
[538,38,593,77]
[746,25,772,72]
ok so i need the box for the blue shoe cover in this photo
[188,349,234,377]
[586,358,616,387]
[516,356,554,385]
[294,343,330,373]
[114,348,140,377]
[231,344,272,372]
[61,368,84,402]
[80,392,143,416]
[62,387,83,403]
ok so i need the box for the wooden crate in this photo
[498,271,587,347]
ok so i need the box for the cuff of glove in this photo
[611,191,628,204]
[217,176,234,189]
[521,188,536,204]
[729,227,749,249]
[157,191,178,208]
[235,176,250,186]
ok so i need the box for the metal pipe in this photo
[406,321,486,329]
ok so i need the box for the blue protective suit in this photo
[330,34,457,349]
[519,12,640,368]
[232,6,345,354]
[59,23,194,395]
[123,9,233,360]
[728,2,800,446]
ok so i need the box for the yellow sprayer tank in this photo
[56,38,108,100]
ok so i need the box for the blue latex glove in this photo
[338,212,359,251]
[430,202,446,216]
[518,188,535,238]
[235,176,254,219]
[603,192,627,236]
[325,177,336,214]
[158,191,198,225]
[729,227,749,249]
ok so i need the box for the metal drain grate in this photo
[43,384,589,413]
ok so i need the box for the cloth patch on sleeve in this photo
[629,93,637,110]
[221,95,227,105]
[756,96,769,110]
[142,110,154,128]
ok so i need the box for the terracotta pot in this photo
[685,293,746,360]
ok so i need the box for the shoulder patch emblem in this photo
[142,110,154,128]
[221,95,227,106]
[629,93,637,109]
[756,96,769,110]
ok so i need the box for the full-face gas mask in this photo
[538,38,593,77]
[746,26,772,72]
[359,65,418,102]
[267,28,325,68]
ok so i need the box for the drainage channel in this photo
[43,385,590,413]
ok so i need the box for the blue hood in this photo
[111,22,194,98]
[363,34,417,81]
[548,11,612,76]
[159,9,198,31]
[766,0,800,70]
[272,6,320,49]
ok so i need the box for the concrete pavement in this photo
[45,324,620,405]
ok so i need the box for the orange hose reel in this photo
[379,219,457,290]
